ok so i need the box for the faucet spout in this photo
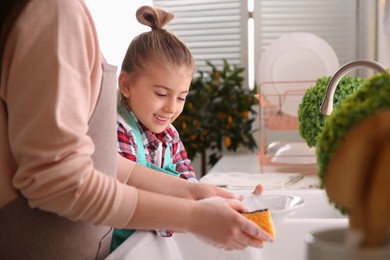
[320,60,387,115]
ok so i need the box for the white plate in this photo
[271,142,317,164]
[258,32,340,116]
[243,194,305,222]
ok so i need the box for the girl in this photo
[113,5,197,250]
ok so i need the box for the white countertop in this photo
[208,153,261,174]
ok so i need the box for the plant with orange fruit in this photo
[174,60,257,176]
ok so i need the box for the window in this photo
[153,0,249,86]
[255,0,377,79]
[154,0,377,86]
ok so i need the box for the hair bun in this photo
[136,5,174,30]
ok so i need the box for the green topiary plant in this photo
[317,72,390,188]
[298,76,366,147]
[174,60,258,176]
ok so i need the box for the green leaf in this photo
[173,60,258,176]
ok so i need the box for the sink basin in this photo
[106,189,347,260]
[173,218,348,260]
[172,189,346,260]
[173,232,266,260]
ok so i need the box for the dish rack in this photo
[257,80,318,174]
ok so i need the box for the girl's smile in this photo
[154,114,171,123]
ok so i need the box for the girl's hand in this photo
[251,184,263,195]
[189,182,264,201]
[189,197,273,250]
[188,182,241,200]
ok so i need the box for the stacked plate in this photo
[258,32,340,116]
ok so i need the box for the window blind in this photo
[253,0,360,79]
[153,0,375,82]
[153,0,248,77]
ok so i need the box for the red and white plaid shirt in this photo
[117,112,197,182]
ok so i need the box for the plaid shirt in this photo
[117,112,197,182]
[117,111,197,237]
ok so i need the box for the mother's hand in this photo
[190,197,273,250]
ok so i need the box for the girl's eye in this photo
[178,97,186,101]
[156,92,167,97]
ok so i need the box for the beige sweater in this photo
[0,0,138,229]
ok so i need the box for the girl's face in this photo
[119,63,193,134]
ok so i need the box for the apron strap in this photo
[118,104,179,177]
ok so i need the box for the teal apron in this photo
[110,106,180,252]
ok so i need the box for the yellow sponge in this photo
[242,209,275,240]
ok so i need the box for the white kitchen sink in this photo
[172,188,347,260]
[106,189,348,260]
[173,218,348,260]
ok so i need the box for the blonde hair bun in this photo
[136,5,174,30]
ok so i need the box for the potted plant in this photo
[306,60,390,259]
[173,60,258,177]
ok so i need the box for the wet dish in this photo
[271,142,317,164]
[243,194,305,222]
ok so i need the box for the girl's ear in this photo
[118,71,132,98]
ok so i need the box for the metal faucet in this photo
[320,60,387,115]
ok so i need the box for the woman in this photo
[0,1,270,259]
